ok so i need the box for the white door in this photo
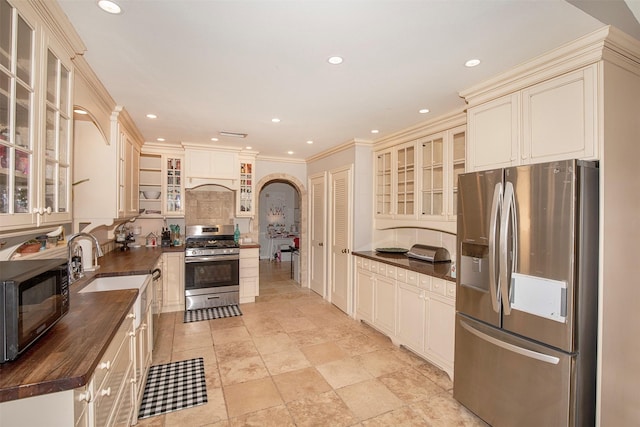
[329,166,352,313]
[309,173,326,296]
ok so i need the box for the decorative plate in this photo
[375,247,409,254]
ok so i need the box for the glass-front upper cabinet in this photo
[418,125,466,221]
[0,1,35,227]
[237,152,257,217]
[42,46,72,224]
[449,126,466,218]
[375,149,392,217]
[395,142,415,216]
[165,156,183,215]
[420,133,444,217]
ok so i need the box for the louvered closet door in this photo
[330,166,352,314]
[309,174,326,297]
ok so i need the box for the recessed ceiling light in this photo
[73,108,88,115]
[328,56,343,65]
[287,151,294,155]
[419,108,430,114]
[271,118,281,123]
[97,0,121,14]
[465,59,481,67]
[156,138,165,142]
[371,129,379,134]
[306,140,314,144]
[245,146,252,150]
[146,113,157,119]
[211,137,219,142]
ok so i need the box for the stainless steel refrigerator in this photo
[453,159,598,427]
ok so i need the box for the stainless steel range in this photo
[184,225,240,310]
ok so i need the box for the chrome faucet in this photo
[67,232,104,283]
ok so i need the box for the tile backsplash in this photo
[185,185,235,226]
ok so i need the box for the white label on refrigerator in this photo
[510,273,567,323]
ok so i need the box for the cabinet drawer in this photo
[361,258,370,269]
[418,273,431,290]
[240,267,259,278]
[406,270,418,286]
[356,258,363,268]
[396,268,407,283]
[369,261,378,272]
[431,278,447,296]
[376,263,387,275]
[446,281,456,300]
[385,265,397,278]
[240,258,259,269]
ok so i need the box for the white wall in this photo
[256,158,307,185]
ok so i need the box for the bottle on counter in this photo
[234,224,240,244]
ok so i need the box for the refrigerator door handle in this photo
[500,181,515,315]
[488,182,502,313]
[460,319,560,365]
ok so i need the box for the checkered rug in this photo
[138,358,207,419]
[183,304,242,323]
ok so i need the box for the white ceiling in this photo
[56,0,630,161]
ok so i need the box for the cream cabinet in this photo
[237,152,257,217]
[418,125,466,221]
[355,257,374,323]
[162,251,185,313]
[466,64,598,171]
[139,145,185,217]
[240,248,259,303]
[374,142,416,218]
[0,2,74,231]
[354,256,455,378]
[0,309,136,427]
[183,144,239,188]
[373,112,465,233]
[374,149,393,217]
[73,106,143,230]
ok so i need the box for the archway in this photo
[254,173,307,287]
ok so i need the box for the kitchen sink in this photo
[79,274,151,328]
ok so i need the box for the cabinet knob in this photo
[78,390,92,403]
[99,361,111,370]
[319,242,323,247]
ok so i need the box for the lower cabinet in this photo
[373,275,396,336]
[355,257,456,379]
[355,259,374,323]
[90,309,135,427]
[0,284,160,427]
[162,252,185,312]
[240,248,259,303]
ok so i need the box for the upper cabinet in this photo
[73,106,143,230]
[464,62,599,172]
[373,112,465,233]
[237,152,257,217]
[139,143,184,217]
[0,0,75,231]
[183,144,239,188]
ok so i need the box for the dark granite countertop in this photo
[352,251,455,282]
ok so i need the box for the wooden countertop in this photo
[0,247,166,403]
[352,251,455,282]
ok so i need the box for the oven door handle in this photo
[185,255,240,263]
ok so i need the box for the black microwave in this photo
[0,258,69,363]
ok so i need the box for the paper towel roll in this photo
[78,239,95,271]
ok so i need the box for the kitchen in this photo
[1,1,640,426]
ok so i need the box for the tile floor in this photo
[137,260,488,426]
